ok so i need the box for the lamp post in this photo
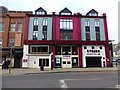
[9,46,13,74]
[109,40,115,67]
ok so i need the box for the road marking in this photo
[115,85,120,89]
[59,80,68,88]
[64,78,102,81]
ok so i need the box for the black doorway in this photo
[86,57,102,67]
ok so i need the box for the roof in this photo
[35,7,47,14]
[86,9,98,16]
[59,7,72,15]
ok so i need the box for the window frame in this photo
[10,23,16,32]
[30,45,49,54]
[0,22,5,32]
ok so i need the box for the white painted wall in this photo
[22,45,29,68]
[28,55,51,68]
[82,45,106,67]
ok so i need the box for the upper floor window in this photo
[33,19,38,40]
[17,23,22,31]
[60,19,73,30]
[10,23,16,31]
[95,20,100,26]
[60,19,73,40]
[42,19,48,40]
[85,20,90,26]
[0,22,5,31]
[34,18,38,25]
[43,19,47,26]
[9,37,14,46]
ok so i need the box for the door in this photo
[39,58,49,67]
[86,57,102,67]
[62,58,72,68]
[72,57,78,67]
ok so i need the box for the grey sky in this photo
[0,0,119,44]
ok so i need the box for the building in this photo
[0,6,32,68]
[22,7,111,68]
[113,43,120,61]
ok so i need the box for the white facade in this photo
[22,45,51,68]
[82,45,106,67]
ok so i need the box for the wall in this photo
[28,17,52,40]
[81,18,105,41]
[82,45,106,67]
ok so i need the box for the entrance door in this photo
[86,57,102,67]
[72,57,78,67]
[39,58,49,67]
[62,58,72,68]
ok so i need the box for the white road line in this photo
[59,79,68,88]
[115,85,120,89]
[64,78,102,81]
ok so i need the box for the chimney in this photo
[52,12,56,15]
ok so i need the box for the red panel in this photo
[73,17,80,40]
[78,46,82,67]
[24,40,109,45]
[103,16,109,41]
[24,15,29,41]
[105,45,111,67]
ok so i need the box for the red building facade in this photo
[23,7,111,68]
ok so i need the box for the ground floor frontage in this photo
[1,47,23,68]
[22,44,112,68]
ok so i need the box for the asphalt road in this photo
[2,71,119,89]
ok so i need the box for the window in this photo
[95,26,100,41]
[42,19,47,40]
[0,38,2,47]
[34,18,38,25]
[60,19,73,30]
[17,23,22,31]
[60,19,73,40]
[10,23,16,31]
[33,19,38,40]
[30,45,49,53]
[37,12,45,15]
[9,38,14,46]
[0,22,4,31]
[95,20,100,26]
[72,46,77,55]
[85,20,90,41]
[62,46,71,55]
[85,20,90,26]
[33,31,38,40]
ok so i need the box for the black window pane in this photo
[85,26,90,32]
[33,25,38,31]
[43,26,47,31]
[95,27,100,32]
[46,59,49,66]
[60,30,73,40]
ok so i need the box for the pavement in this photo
[1,66,119,76]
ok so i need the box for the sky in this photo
[0,0,119,44]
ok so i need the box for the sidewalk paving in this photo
[1,67,119,76]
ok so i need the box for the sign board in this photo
[56,57,60,64]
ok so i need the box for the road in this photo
[2,71,119,88]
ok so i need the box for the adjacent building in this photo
[22,7,111,68]
[0,6,32,67]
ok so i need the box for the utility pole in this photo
[9,46,13,74]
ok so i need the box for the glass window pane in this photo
[0,22,4,31]
[10,23,16,31]
[17,23,22,31]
